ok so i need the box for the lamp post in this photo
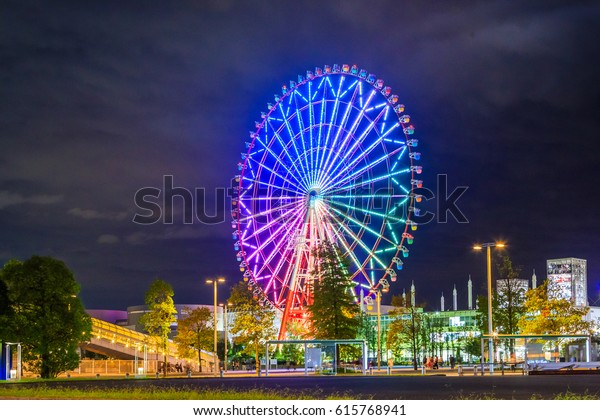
[220,302,232,372]
[376,291,381,371]
[369,281,390,372]
[206,277,225,376]
[473,242,505,374]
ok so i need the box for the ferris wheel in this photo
[232,64,423,338]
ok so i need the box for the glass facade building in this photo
[547,258,587,306]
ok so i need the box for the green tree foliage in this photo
[307,241,360,339]
[0,277,12,339]
[228,282,277,374]
[285,319,310,339]
[174,306,212,372]
[518,279,596,339]
[140,278,177,376]
[0,256,91,378]
[356,311,377,358]
[281,343,303,366]
[494,256,526,334]
[386,295,426,370]
[463,335,482,360]
[494,255,527,358]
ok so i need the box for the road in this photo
[3,372,600,399]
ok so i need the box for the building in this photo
[496,278,529,307]
[547,257,587,306]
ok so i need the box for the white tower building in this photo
[467,275,473,310]
[453,284,458,311]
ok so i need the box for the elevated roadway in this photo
[80,318,214,369]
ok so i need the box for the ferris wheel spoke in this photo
[319,89,377,185]
[313,81,331,184]
[255,219,310,302]
[243,195,303,201]
[324,167,410,196]
[324,145,407,193]
[245,219,304,272]
[325,127,406,190]
[326,204,397,248]
[242,177,304,198]
[263,243,295,297]
[242,206,303,247]
[251,208,306,282]
[277,101,311,184]
[246,157,307,194]
[320,205,388,270]
[329,82,359,152]
[323,196,405,224]
[238,200,299,224]
[242,204,304,245]
[323,105,389,186]
[317,77,345,182]
[317,83,360,187]
[306,81,316,184]
[326,193,408,200]
[316,207,371,283]
[266,121,312,189]
[292,91,313,185]
[253,133,309,190]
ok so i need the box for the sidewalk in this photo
[48,365,527,380]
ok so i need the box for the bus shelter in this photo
[264,339,367,376]
[2,342,22,380]
[480,333,593,373]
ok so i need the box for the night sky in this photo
[1,1,599,311]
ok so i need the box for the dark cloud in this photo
[0,0,598,309]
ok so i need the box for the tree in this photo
[140,279,177,376]
[0,276,12,339]
[357,311,377,359]
[228,282,277,374]
[518,279,597,360]
[463,335,482,361]
[307,240,360,340]
[493,255,527,359]
[285,318,311,339]
[174,306,212,372]
[518,279,596,339]
[0,256,92,378]
[281,343,303,367]
[386,295,426,370]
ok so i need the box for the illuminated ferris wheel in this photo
[232,64,423,338]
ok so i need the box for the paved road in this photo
[4,373,600,399]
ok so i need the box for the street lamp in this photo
[366,279,390,372]
[473,242,505,374]
[219,302,232,372]
[206,277,225,376]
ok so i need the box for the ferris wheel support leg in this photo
[278,307,291,340]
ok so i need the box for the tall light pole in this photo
[371,281,389,372]
[473,242,505,374]
[206,277,225,376]
[376,291,381,371]
[220,302,232,372]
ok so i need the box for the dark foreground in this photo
[2,374,600,399]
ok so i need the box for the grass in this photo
[453,390,600,400]
[551,390,600,400]
[0,385,358,400]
